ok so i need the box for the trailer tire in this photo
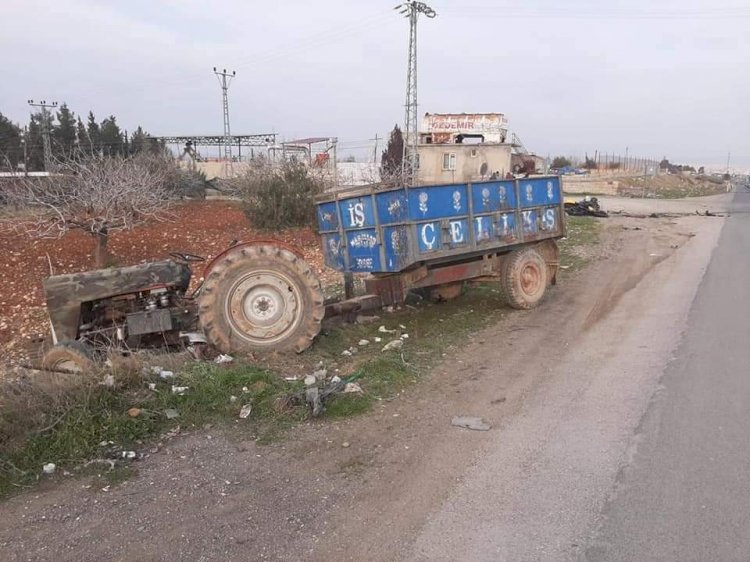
[198,245,324,354]
[500,248,548,309]
[41,340,96,373]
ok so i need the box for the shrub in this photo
[234,160,326,230]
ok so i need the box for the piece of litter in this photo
[42,463,56,475]
[159,370,175,380]
[344,382,363,394]
[242,386,249,393]
[147,382,157,391]
[100,374,115,388]
[358,339,370,346]
[127,407,142,418]
[400,333,409,340]
[171,385,189,395]
[121,451,136,460]
[342,442,350,448]
[229,395,238,404]
[382,339,404,352]
[304,375,317,386]
[239,404,253,419]
[378,325,396,334]
[150,366,163,375]
[284,376,299,382]
[451,416,491,431]
[179,331,207,344]
[374,337,382,343]
[341,350,353,357]
[164,408,180,419]
[102,486,110,492]
[214,354,233,364]
[399,324,407,330]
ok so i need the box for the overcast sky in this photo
[1,0,748,167]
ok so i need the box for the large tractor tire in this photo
[198,244,325,354]
[41,340,96,373]
[499,247,548,310]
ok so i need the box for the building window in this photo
[442,153,456,171]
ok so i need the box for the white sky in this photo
[1,0,748,167]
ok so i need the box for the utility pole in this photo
[395,1,436,186]
[27,99,58,171]
[371,133,380,164]
[213,67,236,178]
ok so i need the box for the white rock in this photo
[382,339,404,352]
[344,382,363,393]
[239,404,253,419]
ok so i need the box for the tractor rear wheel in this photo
[198,245,324,354]
[41,340,96,373]
[499,247,548,310]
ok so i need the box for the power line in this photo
[213,67,236,178]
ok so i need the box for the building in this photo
[416,113,513,185]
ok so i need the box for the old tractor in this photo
[41,243,325,372]
[41,175,565,372]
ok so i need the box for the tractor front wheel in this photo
[41,340,96,373]
[198,245,324,354]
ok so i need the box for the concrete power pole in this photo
[27,99,58,171]
[395,1,436,186]
[213,67,236,178]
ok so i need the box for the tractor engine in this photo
[43,258,198,352]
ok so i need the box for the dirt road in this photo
[0,205,725,561]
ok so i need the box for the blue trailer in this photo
[317,175,565,312]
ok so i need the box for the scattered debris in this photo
[121,451,137,460]
[374,336,382,343]
[313,367,328,380]
[341,349,353,357]
[214,354,233,364]
[400,333,409,340]
[180,331,207,344]
[159,370,175,380]
[42,463,56,475]
[356,314,380,324]
[100,374,115,388]
[451,416,491,431]
[304,375,317,386]
[238,404,253,419]
[229,395,238,404]
[171,385,189,395]
[342,442,350,448]
[382,339,404,352]
[696,209,724,217]
[164,408,180,420]
[284,376,299,382]
[127,407,142,418]
[150,366,163,375]
[358,339,370,346]
[344,382,363,394]
[306,385,323,417]
[348,346,359,355]
[399,324,407,330]
[491,397,507,405]
[147,382,157,391]
[564,196,608,218]
[378,325,397,334]
[330,375,342,384]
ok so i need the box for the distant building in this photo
[416,113,513,184]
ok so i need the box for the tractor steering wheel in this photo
[169,252,206,263]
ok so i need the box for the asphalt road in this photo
[584,189,750,561]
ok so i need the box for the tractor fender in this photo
[202,239,306,278]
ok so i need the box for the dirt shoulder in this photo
[0,212,712,561]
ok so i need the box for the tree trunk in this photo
[93,230,109,268]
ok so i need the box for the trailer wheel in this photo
[198,245,324,354]
[41,340,95,373]
[500,248,548,309]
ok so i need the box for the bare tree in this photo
[5,153,174,267]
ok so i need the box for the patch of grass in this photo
[559,216,601,272]
[0,362,306,498]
